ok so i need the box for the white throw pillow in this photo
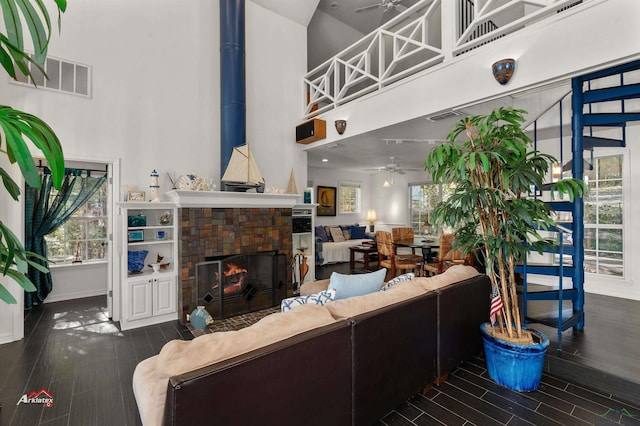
[381,272,415,291]
[280,288,337,312]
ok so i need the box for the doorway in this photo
[26,158,118,319]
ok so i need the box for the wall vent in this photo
[9,54,91,98]
[426,111,461,121]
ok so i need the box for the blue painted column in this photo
[220,0,246,178]
[571,76,585,330]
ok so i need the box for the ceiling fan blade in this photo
[396,169,406,175]
[355,4,383,13]
[395,4,408,12]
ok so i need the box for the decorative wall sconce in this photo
[492,58,515,85]
[334,119,347,135]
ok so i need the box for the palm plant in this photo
[0,0,67,303]
[425,107,585,342]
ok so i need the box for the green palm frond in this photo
[0,0,66,304]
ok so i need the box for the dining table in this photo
[393,237,440,276]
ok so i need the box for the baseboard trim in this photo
[0,332,17,344]
[45,289,107,304]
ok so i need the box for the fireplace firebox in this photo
[196,251,287,319]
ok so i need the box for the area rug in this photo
[187,306,280,337]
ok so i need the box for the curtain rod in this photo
[37,160,108,174]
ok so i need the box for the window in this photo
[45,180,108,263]
[339,182,361,214]
[584,155,624,277]
[409,183,454,234]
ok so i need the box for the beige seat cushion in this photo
[133,356,163,426]
[413,265,480,291]
[133,304,336,426]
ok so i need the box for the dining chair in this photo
[423,234,473,276]
[391,227,423,264]
[375,231,420,278]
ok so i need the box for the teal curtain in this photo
[24,169,107,308]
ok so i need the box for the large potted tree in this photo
[425,107,585,391]
[0,0,67,304]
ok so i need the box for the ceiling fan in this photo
[365,156,422,175]
[355,0,408,25]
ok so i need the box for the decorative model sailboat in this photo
[221,144,265,192]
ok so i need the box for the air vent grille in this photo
[426,111,461,121]
[10,54,91,98]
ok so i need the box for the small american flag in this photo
[490,285,503,325]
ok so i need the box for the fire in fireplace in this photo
[196,251,287,319]
[216,262,249,297]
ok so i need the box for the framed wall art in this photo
[316,186,336,216]
[128,230,144,242]
[127,191,146,202]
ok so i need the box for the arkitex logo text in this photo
[16,388,54,407]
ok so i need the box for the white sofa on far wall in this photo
[315,224,373,265]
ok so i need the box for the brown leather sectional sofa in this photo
[133,266,490,425]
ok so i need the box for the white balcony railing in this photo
[303,0,587,119]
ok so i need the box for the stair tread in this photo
[525,310,583,331]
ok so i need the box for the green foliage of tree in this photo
[425,107,586,342]
[0,0,67,304]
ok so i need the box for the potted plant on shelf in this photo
[425,107,585,391]
[0,0,67,304]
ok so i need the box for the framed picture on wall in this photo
[127,191,146,202]
[316,186,336,216]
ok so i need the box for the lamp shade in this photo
[366,209,378,222]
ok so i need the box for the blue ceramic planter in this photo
[480,323,549,392]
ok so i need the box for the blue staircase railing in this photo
[518,59,640,350]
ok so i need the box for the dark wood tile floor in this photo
[318,262,640,406]
[1,283,639,425]
[0,297,192,426]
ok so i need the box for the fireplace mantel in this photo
[165,190,300,208]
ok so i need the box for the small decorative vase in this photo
[127,250,148,274]
[190,306,212,330]
[158,211,172,225]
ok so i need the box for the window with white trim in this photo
[45,180,108,263]
[409,183,455,234]
[584,155,624,277]
[338,182,361,214]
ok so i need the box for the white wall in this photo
[308,167,372,227]
[0,0,309,341]
[308,166,430,229]
[307,9,365,70]
[47,263,108,303]
[0,157,24,344]
[247,2,309,190]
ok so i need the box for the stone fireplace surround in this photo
[170,190,299,322]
